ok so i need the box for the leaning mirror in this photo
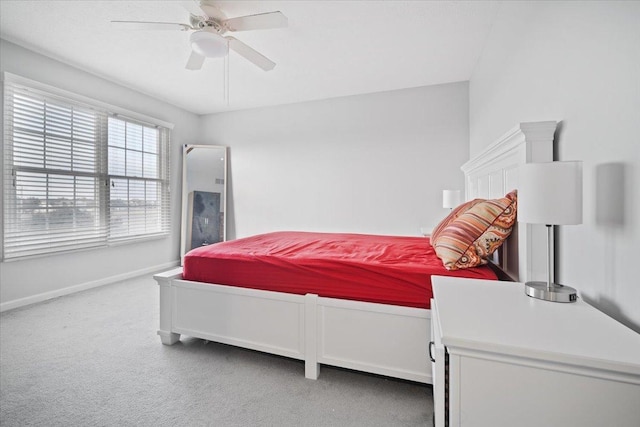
[180,144,228,263]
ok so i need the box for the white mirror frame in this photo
[180,144,228,264]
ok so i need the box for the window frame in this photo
[2,72,173,261]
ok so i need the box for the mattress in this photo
[183,231,498,309]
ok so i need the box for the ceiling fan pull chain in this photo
[224,50,230,106]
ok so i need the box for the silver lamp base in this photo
[524,281,578,303]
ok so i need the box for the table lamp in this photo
[518,161,583,303]
[442,190,462,210]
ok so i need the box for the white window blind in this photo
[2,75,171,260]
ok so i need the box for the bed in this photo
[154,121,556,384]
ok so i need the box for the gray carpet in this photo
[1,275,433,426]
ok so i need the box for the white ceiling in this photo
[0,1,500,115]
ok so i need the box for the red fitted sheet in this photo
[183,231,498,309]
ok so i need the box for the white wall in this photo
[0,39,199,309]
[200,82,470,239]
[469,1,640,331]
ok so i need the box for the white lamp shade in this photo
[442,190,462,209]
[518,161,583,225]
[190,31,229,58]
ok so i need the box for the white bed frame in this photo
[154,121,556,384]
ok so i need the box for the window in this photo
[2,74,171,260]
[107,117,169,239]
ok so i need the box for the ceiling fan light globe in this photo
[190,31,228,58]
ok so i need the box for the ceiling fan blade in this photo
[181,0,205,17]
[185,51,205,70]
[223,11,288,32]
[227,37,276,71]
[111,21,191,31]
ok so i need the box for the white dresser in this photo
[430,276,640,427]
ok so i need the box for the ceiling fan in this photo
[111,1,287,71]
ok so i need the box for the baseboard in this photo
[0,260,180,313]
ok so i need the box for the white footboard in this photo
[154,268,432,384]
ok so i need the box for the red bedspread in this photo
[183,231,498,309]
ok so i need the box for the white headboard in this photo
[461,121,556,282]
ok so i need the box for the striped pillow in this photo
[432,190,517,270]
[430,198,484,242]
